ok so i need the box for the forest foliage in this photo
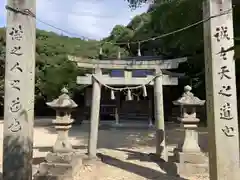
[0,28,125,105]
[109,0,240,98]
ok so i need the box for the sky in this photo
[0,0,149,40]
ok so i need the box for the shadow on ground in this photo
[37,122,208,153]
[114,148,180,176]
[97,152,187,180]
[32,157,45,165]
[31,120,208,179]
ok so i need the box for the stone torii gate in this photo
[68,55,187,161]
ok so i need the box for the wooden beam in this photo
[68,55,187,70]
[161,70,186,78]
[76,75,178,85]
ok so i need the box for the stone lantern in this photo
[35,88,81,179]
[173,85,207,166]
[46,87,78,153]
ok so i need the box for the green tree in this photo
[116,0,240,97]
[34,29,126,100]
[0,28,125,106]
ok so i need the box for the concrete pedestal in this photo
[174,147,209,175]
[178,124,202,153]
[178,151,207,164]
[174,126,208,174]
[177,161,209,176]
[34,152,83,180]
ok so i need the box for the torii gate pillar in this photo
[154,69,168,161]
[87,68,102,159]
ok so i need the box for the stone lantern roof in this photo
[46,87,78,109]
[173,85,205,106]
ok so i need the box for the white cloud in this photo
[1,0,149,39]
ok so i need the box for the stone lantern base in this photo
[177,151,207,164]
[174,142,209,175]
[173,122,209,175]
[34,116,84,180]
[34,117,84,180]
[176,161,209,176]
[34,151,84,180]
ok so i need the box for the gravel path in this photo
[0,120,210,180]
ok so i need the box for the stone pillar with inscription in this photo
[3,1,36,180]
[173,85,207,174]
[35,88,82,179]
[203,0,240,179]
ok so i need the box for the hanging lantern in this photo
[142,85,147,97]
[99,46,103,60]
[99,47,103,55]
[111,90,115,100]
[117,47,121,59]
[137,95,140,101]
[137,42,141,56]
[118,51,121,59]
[126,89,133,101]
[127,42,130,50]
